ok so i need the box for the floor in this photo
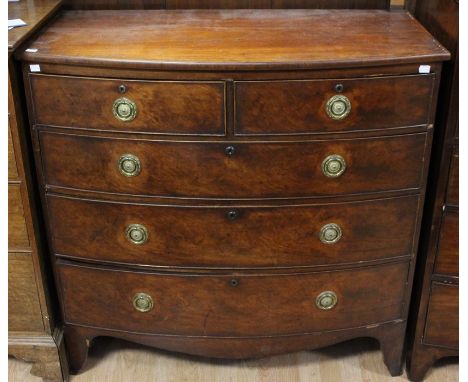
[9,337,458,382]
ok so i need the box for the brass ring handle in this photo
[118,154,141,177]
[133,293,154,313]
[113,97,137,122]
[125,224,148,245]
[319,223,342,244]
[321,154,346,178]
[326,95,351,120]
[316,291,338,310]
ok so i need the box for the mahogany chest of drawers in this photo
[18,9,449,376]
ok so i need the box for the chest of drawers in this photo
[18,9,449,376]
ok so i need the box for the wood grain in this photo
[8,253,44,333]
[58,261,408,337]
[30,74,226,135]
[8,0,63,52]
[38,131,428,199]
[423,283,458,349]
[8,121,19,180]
[235,75,434,135]
[434,212,458,277]
[47,194,418,268]
[8,184,30,249]
[19,10,449,71]
[446,148,458,205]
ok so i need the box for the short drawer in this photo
[235,74,434,135]
[8,184,30,249]
[424,282,458,349]
[434,211,458,277]
[8,252,44,332]
[58,261,408,336]
[39,131,428,199]
[29,74,226,135]
[446,147,458,206]
[48,194,418,268]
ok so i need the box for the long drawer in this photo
[29,74,226,135]
[48,194,418,268]
[39,130,428,199]
[58,261,408,337]
[235,74,435,135]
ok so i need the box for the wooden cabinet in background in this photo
[8,1,67,381]
[405,0,459,380]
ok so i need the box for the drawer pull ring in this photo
[225,146,236,156]
[316,291,338,310]
[133,293,154,313]
[326,94,351,120]
[320,223,342,244]
[321,154,346,178]
[125,224,148,245]
[113,97,137,122]
[118,154,141,177]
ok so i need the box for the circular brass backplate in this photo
[118,154,141,177]
[325,94,351,120]
[319,223,342,244]
[113,97,137,122]
[321,154,346,178]
[316,291,338,310]
[133,292,154,313]
[125,224,148,245]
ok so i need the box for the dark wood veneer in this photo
[235,75,434,135]
[47,194,418,268]
[30,74,226,135]
[38,131,429,199]
[58,261,408,337]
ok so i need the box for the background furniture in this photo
[18,8,448,377]
[405,0,459,380]
[8,1,68,381]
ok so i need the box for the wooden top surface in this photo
[8,0,63,52]
[19,9,449,70]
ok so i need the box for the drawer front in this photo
[424,283,458,349]
[446,147,458,206]
[39,131,427,198]
[8,120,18,180]
[8,252,44,333]
[48,194,418,268]
[8,184,30,249]
[59,261,408,336]
[29,74,226,135]
[434,211,458,277]
[235,75,434,135]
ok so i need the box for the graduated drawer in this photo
[58,261,408,336]
[424,282,458,349]
[434,211,458,277]
[29,74,226,135]
[8,184,30,249]
[235,74,435,135]
[39,131,428,199]
[48,194,418,268]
